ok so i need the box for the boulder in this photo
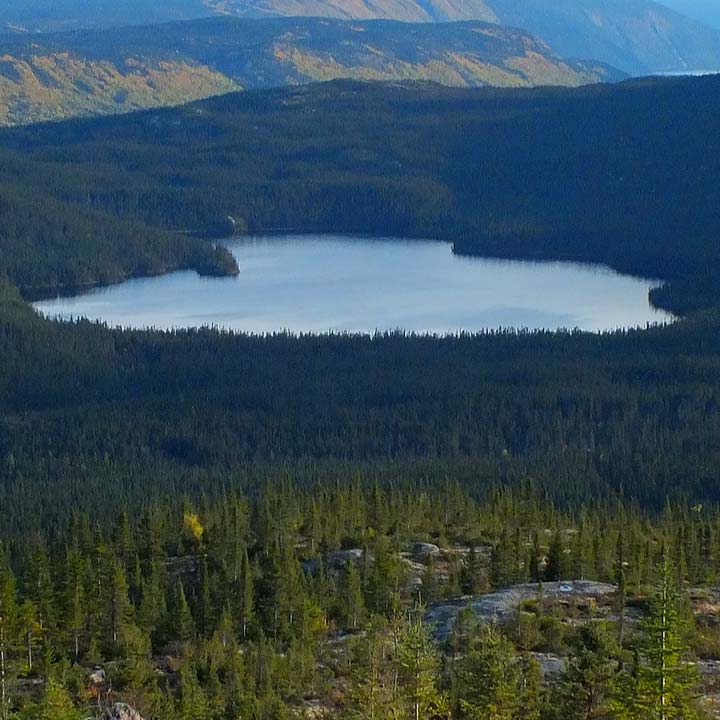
[408,542,441,560]
[109,704,146,720]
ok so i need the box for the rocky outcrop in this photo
[426,580,617,640]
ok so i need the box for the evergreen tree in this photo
[344,619,398,720]
[197,556,212,637]
[339,563,365,631]
[173,580,196,643]
[138,560,165,639]
[491,530,514,589]
[529,533,542,583]
[239,547,255,640]
[63,548,85,662]
[179,663,210,720]
[460,546,483,595]
[0,548,17,720]
[545,529,565,582]
[615,530,627,647]
[558,625,617,720]
[35,677,83,720]
[396,609,445,720]
[612,552,699,720]
[108,559,133,651]
[453,623,520,720]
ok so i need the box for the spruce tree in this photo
[174,580,196,644]
[612,551,699,720]
[35,677,83,720]
[545,529,565,582]
[0,548,17,720]
[453,623,520,720]
[344,619,397,720]
[491,530,514,589]
[559,625,617,720]
[339,563,365,631]
[395,609,445,720]
[239,547,255,640]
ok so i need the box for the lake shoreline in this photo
[33,234,674,336]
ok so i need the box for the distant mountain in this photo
[660,0,720,30]
[0,0,210,33]
[206,0,498,22]
[205,0,720,75]
[3,0,719,76]
[0,16,622,127]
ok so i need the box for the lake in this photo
[33,235,673,334]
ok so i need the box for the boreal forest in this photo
[1,69,720,719]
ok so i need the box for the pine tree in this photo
[518,653,544,720]
[174,580,196,643]
[239,547,255,640]
[114,510,135,570]
[545,529,565,582]
[35,677,83,720]
[339,563,366,631]
[615,530,628,647]
[395,608,446,720]
[108,559,133,651]
[491,530,514,589]
[198,556,212,637]
[344,619,398,720]
[138,560,165,637]
[0,548,17,720]
[612,551,699,720]
[26,537,55,633]
[18,600,39,674]
[216,604,234,648]
[559,625,617,720]
[63,548,85,662]
[453,623,520,720]
[179,663,210,720]
[529,533,542,583]
[460,546,483,595]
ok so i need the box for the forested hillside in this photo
[1,479,718,719]
[3,274,720,537]
[0,17,621,126]
[1,76,719,312]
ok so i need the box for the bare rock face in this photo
[426,580,617,640]
[110,704,146,720]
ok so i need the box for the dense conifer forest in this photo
[1,75,720,312]
[2,74,720,718]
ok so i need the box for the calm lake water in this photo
[33,235,673,334]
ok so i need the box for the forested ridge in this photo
[1,75,720,311]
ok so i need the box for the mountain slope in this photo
[207,0,498,22]
[659,0,720,30]
[0,17,621,126]
[205,0,720,74]
[487,0,720,75]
